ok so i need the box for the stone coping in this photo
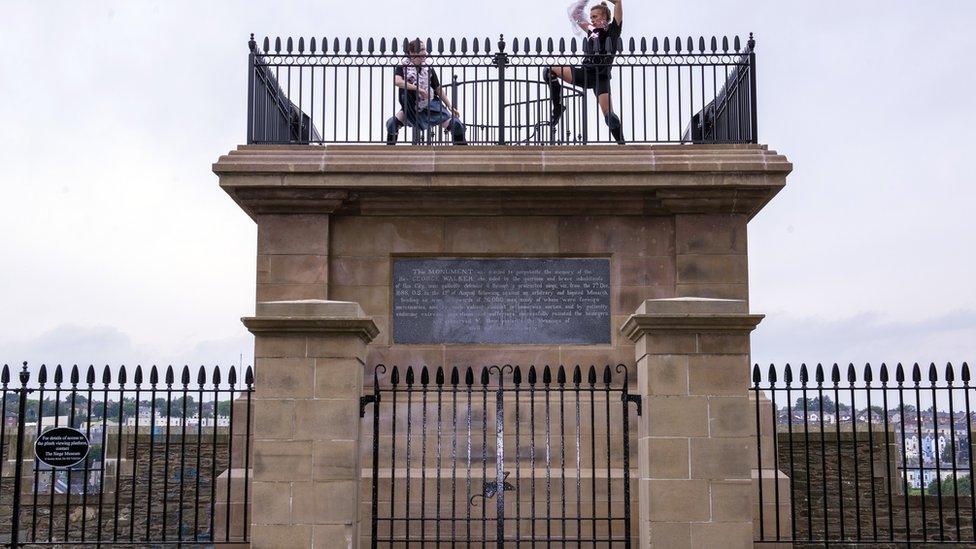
[214,144,792,176]
[636,297,749,315]
[621,297,763,341]
[242,300,380,342]
[214,145,790,220]
[242,316,380,342]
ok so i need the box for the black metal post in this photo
[619,365,633,549]
[10,363,30,549]
[747,33,758,144]
[495,367,505,548]
[494,35,508,145]
[247,34,256,144]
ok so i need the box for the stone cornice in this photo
[621,314,765,342]
[214,145,790,220]
[242,316,380,343]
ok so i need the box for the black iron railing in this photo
[753,362,976,546]
[0,362,252,547]
[246,34,757,146]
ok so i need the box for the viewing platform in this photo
[246,34,757,146]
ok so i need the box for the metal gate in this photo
[363,364,640,547]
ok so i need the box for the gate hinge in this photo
[360,394,379,417]
[623,393,642,416]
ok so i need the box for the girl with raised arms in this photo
[544,0,625,144]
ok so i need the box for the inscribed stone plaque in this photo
[393,258,611,344]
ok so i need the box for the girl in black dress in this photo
[544,0,625,144]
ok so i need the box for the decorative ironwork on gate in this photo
[363,363,639,547]
[0,362,252,547]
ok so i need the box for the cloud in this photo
[0,324,253,372]
[753,310,976,367]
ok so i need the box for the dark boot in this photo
[448,118,467,145]
[606,112,625,145]
[385,117,404,145]
[543,68,565,125]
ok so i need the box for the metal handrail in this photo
[245,33,758,146]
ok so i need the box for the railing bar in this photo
[604,373,613,542]
[435,377,444,545]
[545,373,552,548]
[560,375,566,544]
[880,381,894,542]
[914,378,927,540]
[481,370,488,549]
[95,380,110,544]
[322,65,328,146]
[817,381,828,541]
[10,370,30,549]
[801,381,812,540]
[177,382,190,542]
[948,380,961,542]
[64,380,78,542]
[530,375,538,545]
[405,379,414,543]
[193,381,204,541]
[768,382,781,541]
[754,380,765,539]
[621,367,633,549]
[514,379,521,546]
[80,379,95,542]
[356,64,362,143]
[897,381,912,543]
[344,65,350,143]
[450,377,459,547]
[629,64,635,143]
[145,381,158,542]
[332,63,338,142]
[849,380,861,541]
[162,381,173,541]
[832,380,844,540]
[465,379,472,544]
[784,382,798,542]
[495,370,505,549]
[664,65,670,142]
[29,385,45,542]
[699,62,706,143]
[128,382,140,542]
[865,378,879,540]
[932,380,945,540]
[588,376,596,544]
[308,64,315,143]
[420,376,429,547]
[388,384,398,544]
[575,376,581,543]
[208,381,219,544]
[299,63,305,142]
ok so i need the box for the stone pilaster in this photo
[243,299,379,549]
[622,297,763,549]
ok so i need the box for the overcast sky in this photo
[0,1,973,371]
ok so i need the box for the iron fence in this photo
[0,362,253,547]
[753,362,976,546]
[246,33,757,146]
[362,363,640,547]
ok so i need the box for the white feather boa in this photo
[566,0,590,37]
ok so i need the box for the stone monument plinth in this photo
[215,144,792,548]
